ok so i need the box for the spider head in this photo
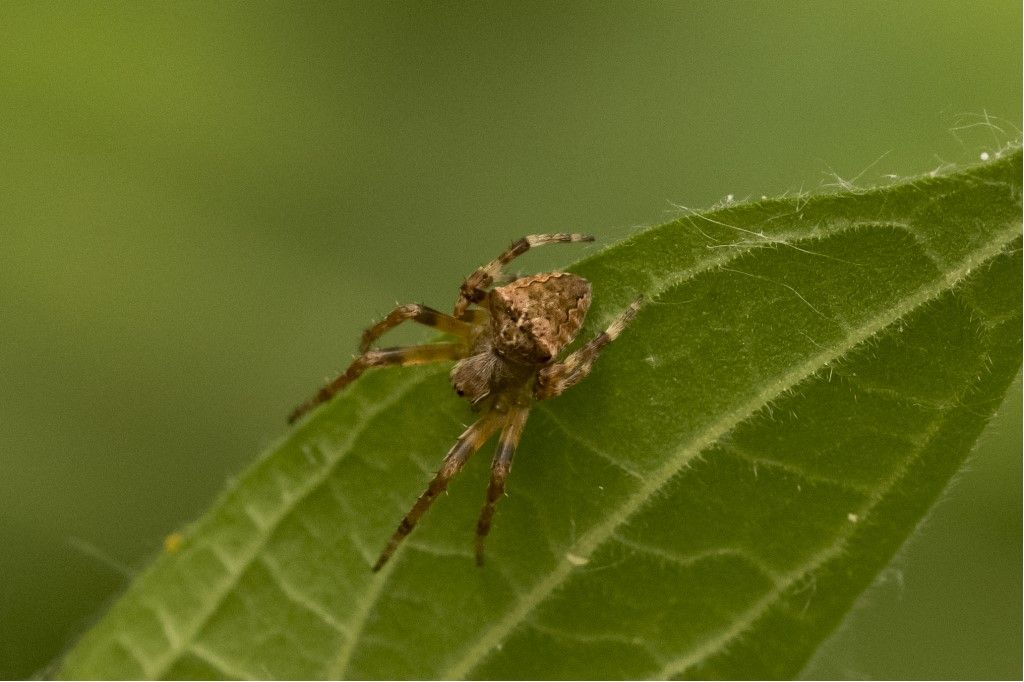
[450,352,496,403]
[489,272,592,365]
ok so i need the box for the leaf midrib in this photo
[440,224,1021,679]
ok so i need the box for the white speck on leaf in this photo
[566,553,589,566]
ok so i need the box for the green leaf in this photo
[59,152,1022,680]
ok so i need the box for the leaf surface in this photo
[60,152,1023,679]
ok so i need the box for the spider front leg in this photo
[288,342,465,424]
[475,405,530,566]
[454,233,594,317]
[534,297,643,401]
[360,303,476,353]
[373,410,505,571]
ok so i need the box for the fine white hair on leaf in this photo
[948,110,1023,160]
[819,150,892,194]
[675,204,862,266]
[67,537,135,578]
[719,266,833,321]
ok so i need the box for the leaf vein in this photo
[527,621,665,665]
[717,441,874,496]
[258,554,350,635]
[187,642,255,680]
[611,533,782,583]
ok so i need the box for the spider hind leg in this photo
[372,411,504,572]
[534,297,643,401]
[475,406,530,566]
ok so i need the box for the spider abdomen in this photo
[489,272,592,364]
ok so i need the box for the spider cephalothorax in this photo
[289,234,641,570]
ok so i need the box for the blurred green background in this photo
[1,2,1019,679]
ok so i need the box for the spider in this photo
[288,234,641,571]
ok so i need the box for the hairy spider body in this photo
[288,234,641,570]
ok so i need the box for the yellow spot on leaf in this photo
[164,531,184,554]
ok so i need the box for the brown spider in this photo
[288,234,641,570]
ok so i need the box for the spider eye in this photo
[455,387,465,397]
[539,353,552,362]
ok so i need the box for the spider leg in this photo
[288,342,465,424]
[454,233,595,317]
[534,297,643,401]
[360,303,475,353]
[457,307,490,325]
[474,405,530,566]
[373,411,504,571]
